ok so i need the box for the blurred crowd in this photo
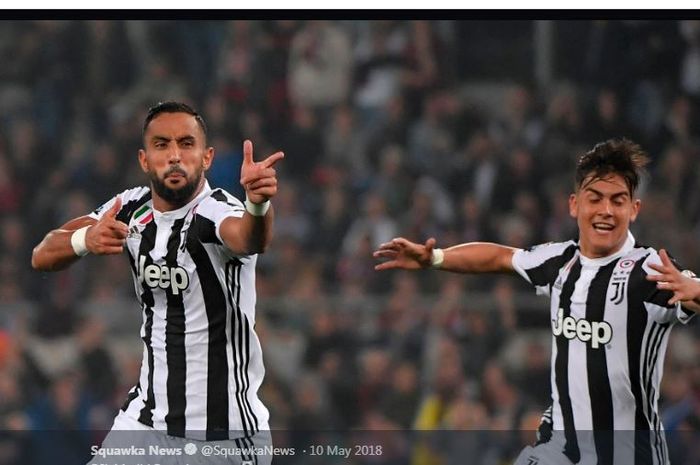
[2,20,700,464]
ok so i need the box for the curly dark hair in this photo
[575,138,650,195]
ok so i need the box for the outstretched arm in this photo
[373,237,518,274]
[31,198,128,271]
[646,248,700,313]
[218,140,284,255]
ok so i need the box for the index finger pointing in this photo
[105,197,122,219]
[243,139,254,165]
[261,151,284,168]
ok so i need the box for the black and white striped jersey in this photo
[89,181,269,440]
[512,233,694,465]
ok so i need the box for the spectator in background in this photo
[342,190,397,255]
[489,83,543,151]
[447,130,501,209]
[288,21,353,111]
[492,146,546,214]
[514,341,551,407]
[378,272,426,359]
[317,351,357,430]
[407,90,460,179]
[370,144,413,216]
[322,104,370,183]
[280,106,323,184]
[431,394,494,465]
[587,88,635,145]
[378,360,421,429]
[355,347,392,418]
[0,156,23,216]
[680,20,700,98]
[354,21,409,129]
[314,184,352,267]
[26,370,94,465]
[75,316,117,404]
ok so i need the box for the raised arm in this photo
[646,248,700,313]
[31,198,128,271]
[373,237,518,274]
[218,140,284,255]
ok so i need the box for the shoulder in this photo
[90,186,150,220]
[196,188,245,218]
[629,245,683,276]
[519,240,578,259]
[512,239,578,285]
[114,186,152,223]
[208,188,244,207]
[119,186,151,203]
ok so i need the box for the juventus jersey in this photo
[512,233,694,465]
[89,181,269,440]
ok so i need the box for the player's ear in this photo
[138,149,149,173]
[568,193,578,219]
[202,147,214,171]
[630,198,641,222]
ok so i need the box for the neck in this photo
[578,236,629,259]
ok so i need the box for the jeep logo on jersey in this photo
[137,255,189,295]
[552,308,612,348]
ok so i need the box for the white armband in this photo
[71,226,90,257]
[431,248,444,269]
[682,269,697,279]
[244,198,271,217]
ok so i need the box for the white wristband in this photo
[71,226,90,257]
[431,248,444,269]
[244,198,271,217]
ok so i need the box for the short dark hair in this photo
[142,101,208,140]
[575,138,650,195]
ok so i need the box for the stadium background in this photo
[1,19,700,464]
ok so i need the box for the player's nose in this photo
[168,146,181,163]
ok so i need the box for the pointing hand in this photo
[85,197,129,255]
[240,139,284,205]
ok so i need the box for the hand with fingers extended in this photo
[240,139,284,205]
[373,237,437,271]
[85,198,128,255]
[646,248,700,305]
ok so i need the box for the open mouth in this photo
[592,223,614,233]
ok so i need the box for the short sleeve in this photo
[88,196,120,221]
[512,241,578,297]
[200,189,246,246]
[87,187,151,224]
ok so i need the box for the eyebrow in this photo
[150,135,196,143]
[584,187,630,198]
